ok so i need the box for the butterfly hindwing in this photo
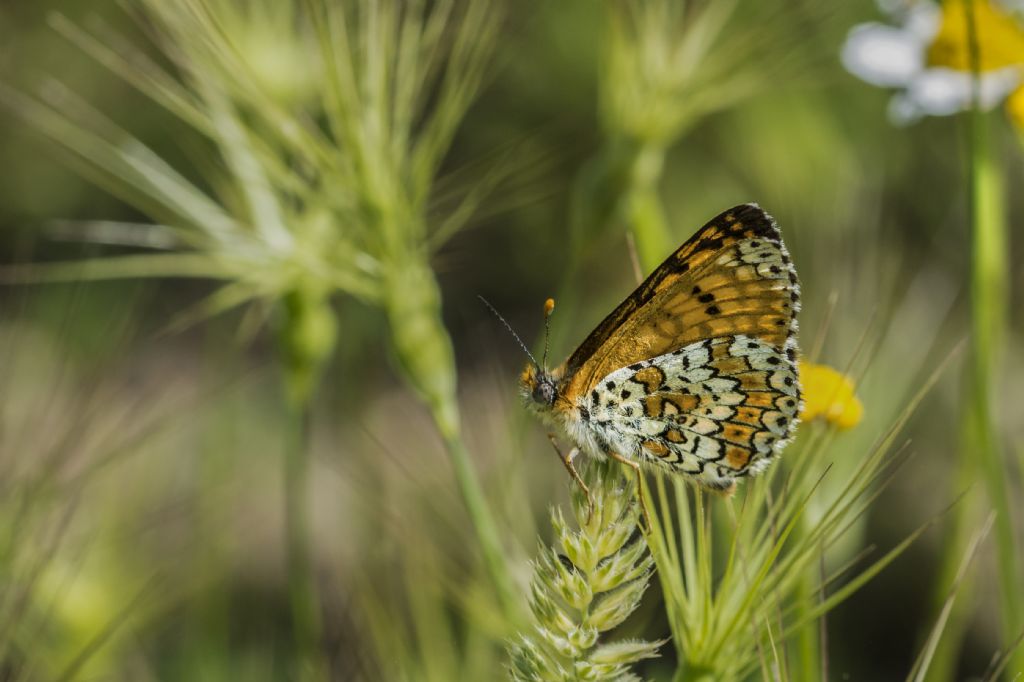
[586,335,800,486]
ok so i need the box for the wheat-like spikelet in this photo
[509,460,663,681]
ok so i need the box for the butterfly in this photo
[522,204,801,502]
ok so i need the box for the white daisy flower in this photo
[841,0,1024,125]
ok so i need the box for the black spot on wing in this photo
[698,237,724,252]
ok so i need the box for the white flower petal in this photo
[875,0,941,37]
[876,0,926,15]
[842,23,926,87]
[907,69,973,115]
[978,68,1023,106]
[903,2,941,41]
[887,92,924,125]
[905,67,1020,116]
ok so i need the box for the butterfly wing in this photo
[561,204,801,484]
[562,203,799,402]
[585,336,800,486]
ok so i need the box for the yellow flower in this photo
[1008,82,1024,126]
[799,361,864,430]
[927,0,1024,72]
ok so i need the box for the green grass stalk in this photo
[383,258,519,622]
[921,443,982,682]
[442,434,519,622]
[793,546,824,682]
[554,137,672,355]
[909,513,995,682]
[571,138,671,265]
[963,2,1023,677]
[280,287,337,679]
[626,147,672,269]
[923,5,1020,678]
[283,400,322,679]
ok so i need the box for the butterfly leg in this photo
[607,451,652,533]
[711,481,738,498]
[547,435,595,522]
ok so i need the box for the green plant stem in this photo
[794,540,823,682]
[441,432,519,621]
[922,438,981,682]
[672,664,717,682]
[279,287,335,680]
[923,6,1019,679]
[968,124,1022,680]
[963,2,1022,678]
[568,137,669,262]
[554,137,671,353]
[284,397,325,681]
[383,256,518,623]
[624,143,671,268]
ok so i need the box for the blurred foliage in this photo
[1,0,1022,680]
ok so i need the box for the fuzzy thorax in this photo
[521,362,609,461]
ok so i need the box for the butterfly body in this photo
[522,204,802,491]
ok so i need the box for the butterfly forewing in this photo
[563,204,799,402]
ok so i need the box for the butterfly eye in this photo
[533,380,556,406]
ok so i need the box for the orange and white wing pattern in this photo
[584,336,799,488]
[562,204,801,488]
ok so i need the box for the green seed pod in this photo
[384,259,460,438]
[280,284,338,405]
[586,577,650,632]
[589,639,665,666]
[508,461,661,678]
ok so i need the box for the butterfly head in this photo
[520,362,558,408]
[479,295,564,414]
[521,298,563,414]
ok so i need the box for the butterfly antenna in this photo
[477,295,538,366]
[542,298,555,369]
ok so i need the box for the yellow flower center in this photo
[799,361,864,430]
[927,0,1024,71]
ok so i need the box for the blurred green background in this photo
[1,0,1022,680]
